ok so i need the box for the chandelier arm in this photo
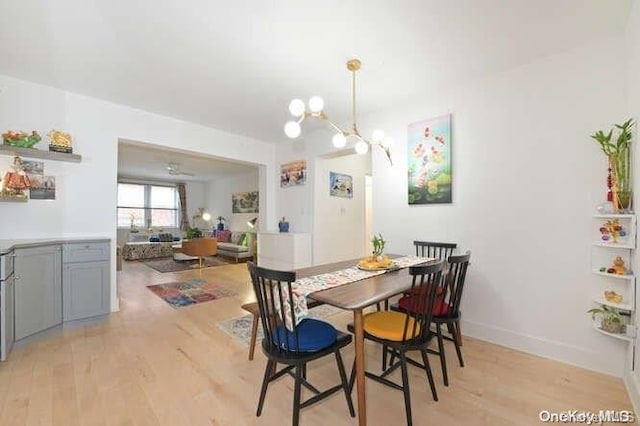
[324,117,348,135]
[352,68,358,134]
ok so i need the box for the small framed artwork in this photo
[29,175,55,200]
[407,114,452,205]
[22,160,44,175]
[329,172,353,198]
[232,191,259,213]
[280,160,307,188]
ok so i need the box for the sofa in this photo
[213,230,254,262]
[122,232,182,260]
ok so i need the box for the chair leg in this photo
[456,319,463,347]
[382,344,388,371]
[348,359,356,394]
[334,350,356,417]
[293,365,303,426]
[452,321,465,367]
[436,323,449,386]
[248,313,259,361]
[302,364,307,380]
[257,359,274,416]
[420,349,438,402]
[399,351,413,426]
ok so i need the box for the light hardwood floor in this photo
[0,260,633,425]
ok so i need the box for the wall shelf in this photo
[592,325,632,342]
[593,214,636,219]
[591,296,633,311]
[0,145,81,163]
[0,196,27,203]
[591,270,634,280]
[592,242,635,249]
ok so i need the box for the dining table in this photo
[294,255,434,426]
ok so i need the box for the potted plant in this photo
[591,119,635,211]
[587,305,625,334]
[185,227,203,240]
[371,233,387,260]
[216,216,226,231]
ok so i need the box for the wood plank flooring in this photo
[0,259,633,425]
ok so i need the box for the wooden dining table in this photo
[294,256,427,426]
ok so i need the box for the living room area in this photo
[116,140,260,271]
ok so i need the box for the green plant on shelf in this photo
[587,305,625,334]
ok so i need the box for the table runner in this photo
[281,255,434,330]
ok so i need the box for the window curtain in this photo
[176,183,189,231]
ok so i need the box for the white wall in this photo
[364,36,629,376]
[209,171,259,232]
[313,154,370,265]
[0,74,277,312]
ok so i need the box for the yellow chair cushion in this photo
[363,311,421,341]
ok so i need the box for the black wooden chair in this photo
[347,261,445,426]
[246,262,355,426]
[414,240,458,260]
[376,240,457,312]
[391,252,471,387]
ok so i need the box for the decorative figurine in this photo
[2,130,41,148]
[604,290,623,304]
[48,129,73,153]
[278,217,289,233]
[2,156,31,198]
[611,256,627,275]
[599,219,626,243]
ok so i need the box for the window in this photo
[117,183,179,228]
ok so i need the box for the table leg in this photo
[354,309,366,426]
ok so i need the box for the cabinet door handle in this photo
[14,275,19,281]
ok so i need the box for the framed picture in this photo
[407,114,452,204]
[329,172,353,198]
[232,191,259,213]
[22,160,44,175]
[280,160,307,188]
[29,175,55,200]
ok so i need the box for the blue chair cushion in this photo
[273,318,337,352]
[173,236,181,241]
[149,236,160,242]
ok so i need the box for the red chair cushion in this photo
[398,295,451,317]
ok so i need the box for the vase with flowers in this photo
[216,216,226,231]
[591,119,635,212]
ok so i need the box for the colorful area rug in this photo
[141,256,231,273]
[147,278,237,307]
[216,304,344,347]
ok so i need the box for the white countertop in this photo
[0,237,111,254]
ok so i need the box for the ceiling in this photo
[0,1,633,145]
[117,141,257,182]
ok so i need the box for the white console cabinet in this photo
[257,232,311,271]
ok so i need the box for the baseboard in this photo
[461,319,625,377]
[625,372,640,413]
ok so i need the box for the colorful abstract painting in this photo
[407,114,452,204]
[329,172,353,198]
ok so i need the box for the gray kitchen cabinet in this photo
[1,251,15,361]
[14,245,62,340]
[62,243,110,321]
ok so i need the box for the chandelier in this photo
[283,58,393,165]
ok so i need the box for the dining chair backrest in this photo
[413,241,457,261]
[399,260,445,343]
[247,261,303,354]
[441,251,471,317]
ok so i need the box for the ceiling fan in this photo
[166,162,195,177]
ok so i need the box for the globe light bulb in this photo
[372,129,385,142]
[284,121,301,138]
[354,140,369,155]
[308,96,324,113]
[288,99,305,117]
[202,212,211,221]
[332,133,346,148]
